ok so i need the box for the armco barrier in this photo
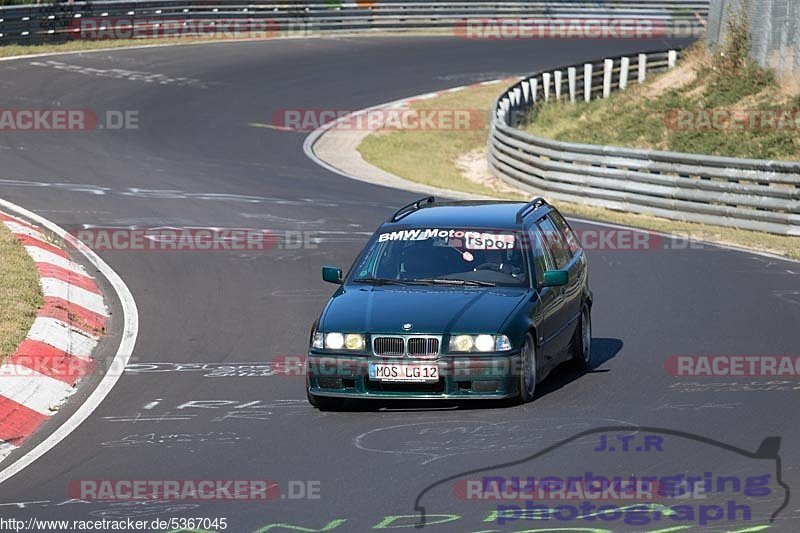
[0,0,709,45]
[489,50,800,236]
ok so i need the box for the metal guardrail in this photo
[488,50,800,236]
[0,0,709,45]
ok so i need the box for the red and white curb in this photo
[0,211,109,462]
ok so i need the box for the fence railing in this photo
[0,0,709,45]
[488,50,800,236]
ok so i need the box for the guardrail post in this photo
[620,57,630,90]
[554,71,562,101]
[584,64,592,102]
[668,50,677,68]
[568,67,577,103]
[531,78,539,104]
[521,80,530,104]
[638,53,647,83]
[513,87,522,107]
[543,73,551,102]
[603,59,613,98]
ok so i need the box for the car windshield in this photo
[351,228,528,287]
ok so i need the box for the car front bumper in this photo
[306,351,521,400]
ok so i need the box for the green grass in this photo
[527,45,800,161]
[0,221,43,361]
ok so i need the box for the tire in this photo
[307,390,344,411]
[571,303,593,370]
[517,333,537,404]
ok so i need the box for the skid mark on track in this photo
[101,399,308,424]
[355,417,636,464]
[29,60,211,89]
[101,430,250,449]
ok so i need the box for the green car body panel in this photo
[306,198,592,404]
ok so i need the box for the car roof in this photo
[380,200,550,230]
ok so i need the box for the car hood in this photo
[320,285,529,334]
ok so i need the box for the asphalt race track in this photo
[0,36,799,532]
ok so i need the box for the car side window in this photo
[549,210,581,256]
[537,216,572,270]
[528,225,552,285]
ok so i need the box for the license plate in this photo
[369,362,439,382]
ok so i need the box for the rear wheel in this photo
[571,303,593,370]
[517,333,537,404]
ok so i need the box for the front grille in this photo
[372,336,441,358]
[407,337,439,358]
[373,337,404,357]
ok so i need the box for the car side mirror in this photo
[322,266,343,284]
[542,270,568,288]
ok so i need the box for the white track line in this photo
[0,198,139,485]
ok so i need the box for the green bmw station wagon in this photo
[306,197,593,409]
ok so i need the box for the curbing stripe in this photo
[0,200,136,483]
[26,317,99,359]
[0,398,47,446]
[2,221,48,243]
[0,365,77,416]
[25,247,88,277]
[40,278,109,317]
[9,341,94,386]
[35,264,99,295]
[0,208,110,464]
[16,235,68,259]
[39,297,107,333]
[0,442,15,459]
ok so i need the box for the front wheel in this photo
[571,303,593,370]
[517,333,537,404]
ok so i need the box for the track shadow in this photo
[535,337,623,398]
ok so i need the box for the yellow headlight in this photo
[453,335,474,351]
[345,334,365,350]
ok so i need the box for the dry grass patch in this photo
[0,222,43,361]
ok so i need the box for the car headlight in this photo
[451,335,474,352]
[344,333,365,350]
[315,332,366,351]
[449,334,512,352]
[312,331,324,349]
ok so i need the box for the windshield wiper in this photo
[412,278,496,287]
[353,277,422,286]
